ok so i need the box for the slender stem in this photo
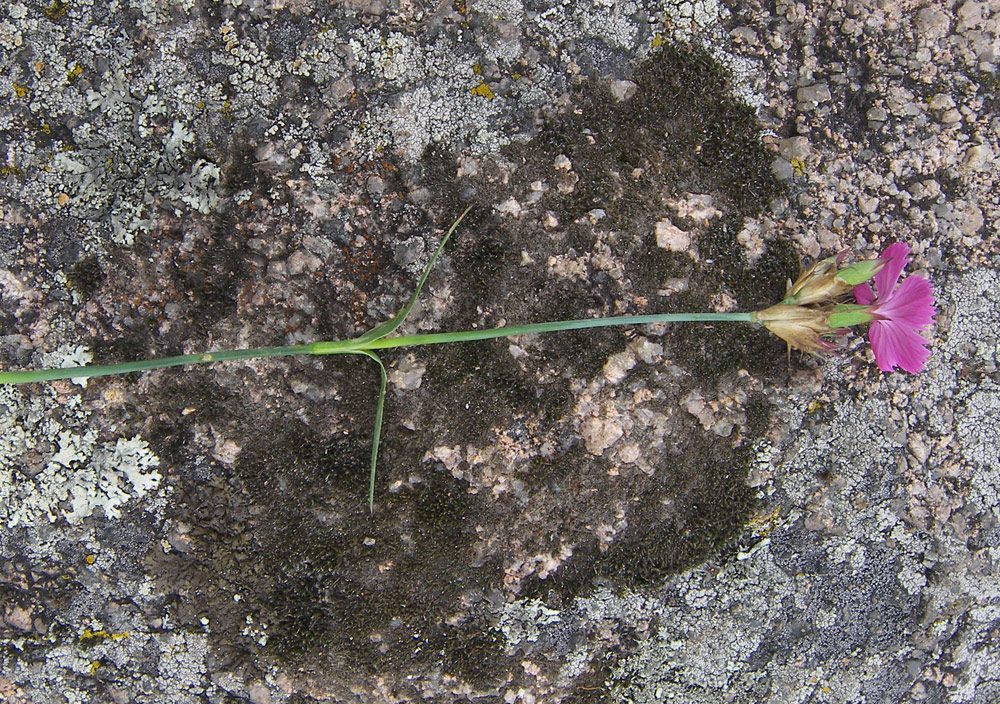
[0,345,312,384]
[0,312,757,384]
[357,312,756,351]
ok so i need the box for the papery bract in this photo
[755,303,841,355]
[853,242,936,373]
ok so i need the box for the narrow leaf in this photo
[354,206,472,345]
[357,350,388,512]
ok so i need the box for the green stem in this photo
[0,312,757,384]
[355,312,756,351]
[0,345,312,384]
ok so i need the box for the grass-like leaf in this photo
[356,350,387,512]
[348,206,472,347]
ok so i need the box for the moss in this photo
[598,448,758,586]
[438,616,508,687]
[420,43,790,605]
[88,321,162,368]
[744,392,771,438]
[150,406,505,683]
[135,41,793,695]
[563,661,616,704]
[219,137,276,194]
[67,255,104,299]
[168,216,253,333]
[423,339,569,439]
[413,470,474,536]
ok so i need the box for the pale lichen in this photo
[0,384,162,529]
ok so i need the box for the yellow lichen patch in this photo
[472,63,482,75]
[84,553,96,565]
[67,64,83,82]
[790,158,806,175]
[12,82,29,99]
[80,628,130,644]
[470,82,494,100]
[89,660,101,675]
[748,507,781,536]
[651,32,664,48]
[44,0,69,20]
[1,166,23,176]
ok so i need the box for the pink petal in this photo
[853,283,876,305]
[875,275,936,328]
[868,322,899,371]
[869,319,931,373]
[873,242,909,300]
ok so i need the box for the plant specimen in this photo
[0,210,936,507]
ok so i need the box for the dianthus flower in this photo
[852,242,936,373]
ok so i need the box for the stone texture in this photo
[1,0,999,702]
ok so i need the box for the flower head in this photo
[852,242,936,373]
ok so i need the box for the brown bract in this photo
[783,253,854,305]
[755,304,839,355]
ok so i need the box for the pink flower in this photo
[853,243,936,373]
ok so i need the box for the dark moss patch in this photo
[218,137,277,194]
[423,339,574,439]
[509,42,783,223]
[744,392,772,437]
[167,217,253,334]
[438,614,508,687]
[0,553,80,651]
[132,40,794,698]
[667,316,786,382]
[238,435,503,677]
[237,418,370,504]
[87,320,163,368]
[970,66,1000,117]
[812,21,876,142]
[66,255,104,299]
[517,434,757,598]
[600,447,758,586]
[141,387,508,688]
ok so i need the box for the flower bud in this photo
[783,252,885,306]
[834,258,886,287]
[782,252,849,305]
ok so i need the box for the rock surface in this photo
[1,1,999,702]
